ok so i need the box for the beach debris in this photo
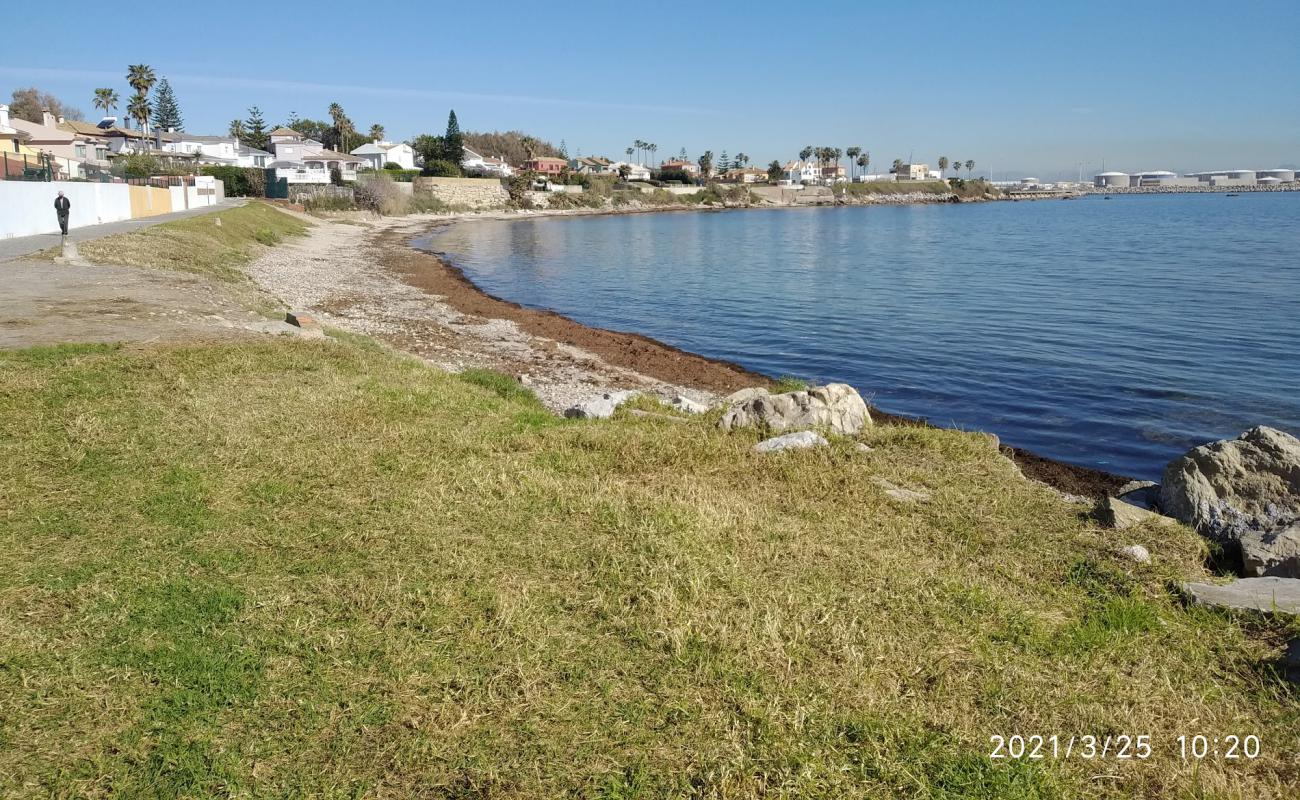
[869,476,930,503]
[1161,426,1300,573]
[1096,495,1177,530]
[1180,577,1300,616]
[1240,523,1300,578]
[563,390,639,420]
[670,395,709,415]
[720,383,871,436]
[1118,544,1151,564]
[753,430,828,453]
[284,310,327,339]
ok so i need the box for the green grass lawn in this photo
[73,202,309,283]
[1,340,1296,798]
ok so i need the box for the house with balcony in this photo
[268,127,362,183]
[352,140,417,171]
[158,133,270,169]
[521,156,567,177]
[780,160,822,185]
[610,161,651,181]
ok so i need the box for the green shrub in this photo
[302,194,356,212]
[200,166,266,198]
[383,162,402,170]
[420,159,461,177]
[253,227,280,246]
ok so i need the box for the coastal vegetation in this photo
[1,337,1295,796]
[69,202,307,283]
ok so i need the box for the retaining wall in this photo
[0,178,226,239]
[413,176,509,208]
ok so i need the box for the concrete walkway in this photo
[0,198,245,262]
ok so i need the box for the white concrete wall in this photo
[0,181,134,238]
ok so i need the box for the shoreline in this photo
[389,213,1130,497]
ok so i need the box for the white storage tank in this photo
[1227,169,1257,182]
[1093,171,1129,188]
[1256,168,1295,182]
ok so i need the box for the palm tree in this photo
[126,64,156,133]
[521,136,538,160]
[965,159,975,178]
[92,88,119,118]
[625,146,634,163]
[369,123,385,143]
[846,146,861,180]
[937,156,949,179]
[126,93,151,136]
[649,143,657,167]
[799,145,814,165]
[856,152,869,177]
[891,158,903,174]
[832,147,843,181]
[228,119,247,140]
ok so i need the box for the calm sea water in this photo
[423,193,1300,478]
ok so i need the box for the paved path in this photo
[0,199,245,262]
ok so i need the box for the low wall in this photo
[0,178,226,239]
[0,181,134,238]
[413,176,509,209]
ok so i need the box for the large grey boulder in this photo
[1240,523,1300,578]
[752,430,828,453]
[1181,577,1300,615]
[1160,426,1300,552]
[720,383,870,436]
[564,390,639,420]
[717,387,770,408]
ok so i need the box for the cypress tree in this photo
[151,78,183,132]
[442,109,464,166]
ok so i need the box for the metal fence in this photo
[1,153,54,182]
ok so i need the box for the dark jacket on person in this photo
[54,196,71,214]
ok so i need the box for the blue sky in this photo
[4,0,1297,178]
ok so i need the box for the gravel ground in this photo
[245,211,718,413]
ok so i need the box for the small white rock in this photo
[671,395,709,415]
[1119,544,1151,564]
[753,430,828,453]
[563,390,639,420]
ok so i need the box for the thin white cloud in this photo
[0,66,707,115]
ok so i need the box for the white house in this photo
[780,160,822,185]
[461,146,514,177]
[6,111,109,179]
[350,140,416,171]
[610,161,650,181]
[268,127,362,184]
[160,134,268,168]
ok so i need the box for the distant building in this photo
[610,161,650,181]
[720,167,766,184]
[1093,172,1129,188]
[780,160,821,184]
[894,163,930,181]
[1256,168,1295,182]
[351,140,417,171]
[522,156,567,177]
[268,127,363,184]
[571,156,616,176]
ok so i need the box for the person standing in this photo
[54,191,71,236]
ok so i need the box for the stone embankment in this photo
[413,177,510,209]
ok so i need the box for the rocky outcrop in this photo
[720,383,870,436]
[753,430,828,453]
[1161,426,1300,573]
[1181,577,1300,615]
[1240,523,1300,578]
[670,395,709,415]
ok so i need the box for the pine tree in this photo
[441,109,464,166]
[558,139,569,159]
[719,150,730,173]
[151,78,183,132]
[244,106,269,151]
